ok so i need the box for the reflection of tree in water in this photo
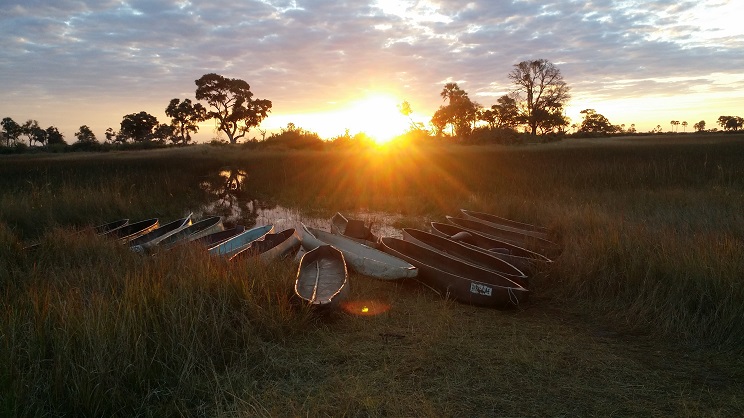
[199,167,277,227]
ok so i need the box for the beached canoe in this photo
[402,228,528,287]
[460,209,550,240]
[156,216,224,250]
[446,216,561,258]
[94,219,129,235]
[129,214,193,251]
[301,223,417,280]
[230,227,301,262]
[430,222,552,273]
[295,244,349,307]
[379,237,528,309]
[110,218,160,243]
[330,212,380,248]
[208,224,274,258]
[190,225,247,248]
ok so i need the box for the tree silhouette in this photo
[508,59,570,136]
[166,98,207,145]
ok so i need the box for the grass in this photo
[1,133,743,416]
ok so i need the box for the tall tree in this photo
[118,111,159,142]
[508,59,571,136]
[578,109,616,134]
[21,119,46,146]
[1,117,22,146]
[75,125,98,144]
[693,120,706,132]
[165,98,207,144]
[431,83,480,137]
[46,126,65,145]
[195,73,272,144]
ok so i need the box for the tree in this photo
[480,94,520,129]
[152,124,175,143]
[717,116,743,131]
[578,109,617,134]
[508,59,571,136]
[693,120,706,132]
[431,83,480,137]
[1,117,22,146]
[195,73,272,144]
[681,121,688,132]
[46,126,66,145]
[118,111,159,142]
[20,119,45,146]
[75,125,98,144]
[165,98,207,145]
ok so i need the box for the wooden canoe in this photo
[110,218,160,243]
[330,212,380,248]
[230,227,301,262]
[208,224,274,258]
[295,244,349,307]
[156,216,224,250]
[301,223,417,280]
[446,216,561,258]
[430,222,552,274]
[190,225,247,248]
[460,209,550,240]
[402,228,528,287]
[94,219,129,235]
[379,237,528,309]
[129,213,193,251]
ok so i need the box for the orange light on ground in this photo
[341,299,391,316]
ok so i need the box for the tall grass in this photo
[1,135,743,415]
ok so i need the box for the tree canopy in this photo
[508,59,571,136]
[578,109,617,134]
[166,98,207,145]
[431,82,480,137]
[195,73,272,144]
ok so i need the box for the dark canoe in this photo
[190,225,247,248]
[402,228,528,288]
[156,216,224,250]
[295,244,349,307]
[446,216,562,258]
[129,214,193,250]
[110,218,160,243]
[230,227,301,262]
[330,212,380,248]
[379,237,528,309]
[208,224,274,258]
[460,209,550,240]
[430,222,552,274]
[94,219,129,235]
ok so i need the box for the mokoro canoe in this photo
[460,209,550,240]
[156,216,224,250]
[446,216,561,258]
[110,218,160,243]
[94,219,129,235]
[208,224,274,258]
[295,244,349,307]
[430,222,552,273]
[379,237,528,309]
[129,214,192,251]
[190,225,246,248]
[230,227,301,262]
[402,228,528,287]
[330,212,380,248]
[301,223,417,280]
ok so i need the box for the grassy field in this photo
[1,134,743,416]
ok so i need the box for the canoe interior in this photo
[296,245,348,305]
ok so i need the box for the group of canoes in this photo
[32,209,560,310]
[295,210,560,310]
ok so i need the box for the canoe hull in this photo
[157,216,224,250]
[208,224,274,258]
[230,228,301,262]
[460,209,550,240]
[295,244,349,307]
[330,212,380,248]
[447,216,561,258]
[380,237,528,309]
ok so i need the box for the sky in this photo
[1,0,743,143]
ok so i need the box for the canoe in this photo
[110,218,160,243]
[129,214,193,251]
[401,228,528,287]
[295,244,349,307]
[191,225,246,248]
[330,212,380,248]
[460,209,550,240]
[301,223,418,280]
[230,228,301,262]
[379,237,528,309]
[430,222,552,273]
[208,224,274,258]
[94,219,129,235]
[446,216,561,258]
[156,216,224,250]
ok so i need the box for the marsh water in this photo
[193,167,407,240]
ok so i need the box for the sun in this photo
[343,94,411,144]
